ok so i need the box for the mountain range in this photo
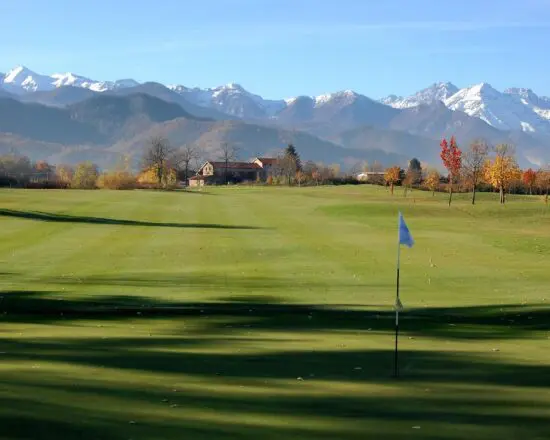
[1,65,550,169]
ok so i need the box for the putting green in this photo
[0,186,548,439]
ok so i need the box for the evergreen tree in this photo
[407,157,422,184]
[285,144,302,171]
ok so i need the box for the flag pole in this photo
[394,225,401,378]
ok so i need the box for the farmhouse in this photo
[191,157,277,186]
[357,171,385,183]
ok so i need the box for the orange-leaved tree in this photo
[384,166,401,195]
[522,168,537,195]
[484,144,521,204]
[536,168,550,204]
[424,170,440,196]
[440,136,462,206]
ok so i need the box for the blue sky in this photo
[2,0,550,99]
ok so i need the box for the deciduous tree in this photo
[384,166,401,195]
[295,170,305,187]
[463,139,489,205]
[218,143,239,185]
[536,168,550,203]
[440,136,462,206]
[484,144,521,204]
[522,168,537,195]
[143,136,174,187]
[424,170,440,196]
[173,144,198,185]
[71,162,99,189]
[55,164,74,187]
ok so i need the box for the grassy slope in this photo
[0,186,549,440]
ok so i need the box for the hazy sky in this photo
[2,0,550,98]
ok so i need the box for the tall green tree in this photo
[407,158,422,184]
[285,144,302,172]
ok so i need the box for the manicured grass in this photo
[0,186,549,440]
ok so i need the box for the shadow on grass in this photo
[1,290,549,342]
[3,370,548,440]
[0,208,264,230]
[0,291,549,439]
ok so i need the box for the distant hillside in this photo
[68,93,197,140]
[0,97,103,144]
[19,86,98,107]
[333,125,441,165]
[0,93,197,146]
[110,118,407,166]
[0,88,14,99]
[106,82,234,121]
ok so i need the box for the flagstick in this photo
[394,237,401,378]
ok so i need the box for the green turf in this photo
[0,186,549,440]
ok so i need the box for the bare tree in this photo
[143,136,174,187]
[173,144,198,185]
[275,154,297,186]
[463,139,489,205]
[219,143,238,185]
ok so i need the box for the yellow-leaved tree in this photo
[484,144,521,204]
[384,166,401,195]
[424,170,440,196]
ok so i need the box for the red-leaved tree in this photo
[522,168,537,195]
[440,136,462,206]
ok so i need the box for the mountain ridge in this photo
[1,64,550,169]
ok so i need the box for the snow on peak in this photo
[4,65,39,82]
[314,90,358,107]
[50,72,93,88]
[381,82,459,109]
[504,87,550,121]
[1,65,140,94]
[3,65,54,93]
[224,82,244,91]
[445,82,550,132]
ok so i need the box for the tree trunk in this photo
[471,184,476,205]
[390,183,394,195]
[157,165,163,187]
[500,186,505,204]
[448,184,453,207]
[432,189,435,197]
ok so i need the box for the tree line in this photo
[0,139,351,189]
[380,138,550,205]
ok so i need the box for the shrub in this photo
[97,171,137,190]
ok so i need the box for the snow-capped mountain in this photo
[1,65,139,95]
[3,64,550,136]
[504,87,550,121]
[381,82,459,109]
[168,82,285,118]
[444,83,550,133]
[3,66,56,93]
[381,81,550,134]
[276,90,399,137]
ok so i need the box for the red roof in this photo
[255,157,277,166]
[208,161,261,170]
